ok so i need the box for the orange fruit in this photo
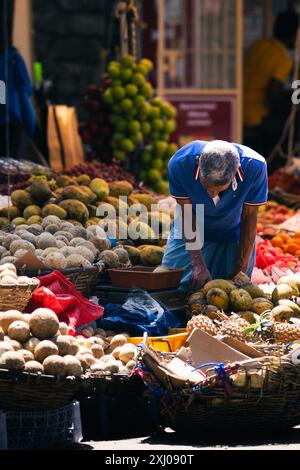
[286,243,299,255]
[278,233,290,242]
[294,232,300,239]
[295,250,300,257]
[271,236,284,248]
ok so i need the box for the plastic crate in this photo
[0,401,82,450]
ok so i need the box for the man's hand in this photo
[190,262,211,289]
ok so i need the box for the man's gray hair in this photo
[199,140,240,186]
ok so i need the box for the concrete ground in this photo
[74,426,300,450]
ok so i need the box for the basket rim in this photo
[18,265,101,276]
[0,283,39,290]
[0,367,82,384]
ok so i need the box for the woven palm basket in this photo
[0,368,81,410]
[140,346,300,433]
[0,283,39,312]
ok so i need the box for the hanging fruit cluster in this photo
[103,55,178,194]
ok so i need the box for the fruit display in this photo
[269,169,300,195]
[257,201,295,233]
[0,308,138,376]
[270,231,300,257]
[0,262,39,287]
[0,172,172,259]
[256,240,300,271]
[103,55,178,193]
[187,274,300,345]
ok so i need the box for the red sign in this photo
[168,95,236,146]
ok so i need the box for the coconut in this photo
[109,334,128,350]
[56,335,79,356]
[29,308,59,340]
[24,360,44,374]
[59,322,69,335]
[103,360,120,373]
[113,247,130,266]
[90,344,104,359]
[8,321,30,343]
[41,216,62,229]
[70,226,87,240]
[118,344,136,364]
[100,250,119,268]
[43,355,66,375]
[63,355,83,377]
[36,233,57,250]
[0,310,24,334]
[34,340,59,363]
[94,328,107,338]
[10,340,22,351]
[20,231,37,246]
[66,254,91,269]
[27,224,43,236]
[45,224,60,235]
[73,246,95,263]
[0,257,17,265]
[18,349,34,362]
[83,354,96,366]
[69,237,87,247]
[111,346,122,360]
[75,353,89,372]
[2,234,20,250]
[0,351,25,370]
[9,240,35,255]
[14,249,29,259]
[0,341,14,356]
[90,362,105,372]
[24,337,40,353]
[126,360,136,371]
[44,252,67,270]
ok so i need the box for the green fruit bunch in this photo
[103,55,178,194]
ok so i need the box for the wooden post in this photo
[13,0,33,78]
[235,0,243,143]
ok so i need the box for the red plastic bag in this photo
[28,270,104,334]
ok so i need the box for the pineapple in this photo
[273,323,300,343]
[187,314,218,336]
[219,316,251,341]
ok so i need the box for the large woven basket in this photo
[0,284,39,312]
[140,346,300,433]
[0,368,81,410]
[20,266,100,296]
[79,371,146,397]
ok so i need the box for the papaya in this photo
[250,298,274,315]
[12,217,27,226]
[236,311,257,324]
[206,288,229,310]
[138,211,172,234]
[203,279,235,296]
[1,206,20,220]
[42,204,68,220]
[128,220,156,242]
[129,194,158,211]
[23,205,41,219]
[271,305,294,322]
[108,181,133,198]
[59,199,89,224]
[278,299,300,317]
[62,185,96,205]
[76,175,91,186]
[96,202,116,219]
[30,180,52,204]
[272,284,295,304]
[105,196,129,216]
[56,175,74,188]
[11,190,33,211]
[230,289,253,311]
[27,215,42,225]
[0,217,8,228]
[240,282,265,299]
[277,277,300,296]
[139,246,165,266]
[188,290,207,314]
[123,245,141,265]
[89,178,109,201]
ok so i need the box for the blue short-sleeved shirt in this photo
[168,140,268,243]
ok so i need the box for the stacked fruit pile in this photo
[187,275,300,345]
[257,201,294,235]
[270,232,300,257]
[0,308,137,376]
[103,55,178,193]
[256,239,300,271]
[269,169,300,195]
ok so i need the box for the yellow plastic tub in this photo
[128,332,189,353]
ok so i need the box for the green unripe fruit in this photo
[125,84,138,97]
[112,86,126,100]
[120,98,133,112]
[132,73,146,87]
[127,120,141,133]
[121,138,135,153]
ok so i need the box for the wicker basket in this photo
[20,266,100,296]
[0,284,39,312]
[0,368,81,410]
[79,371,145,397]
[140,346,300,432]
